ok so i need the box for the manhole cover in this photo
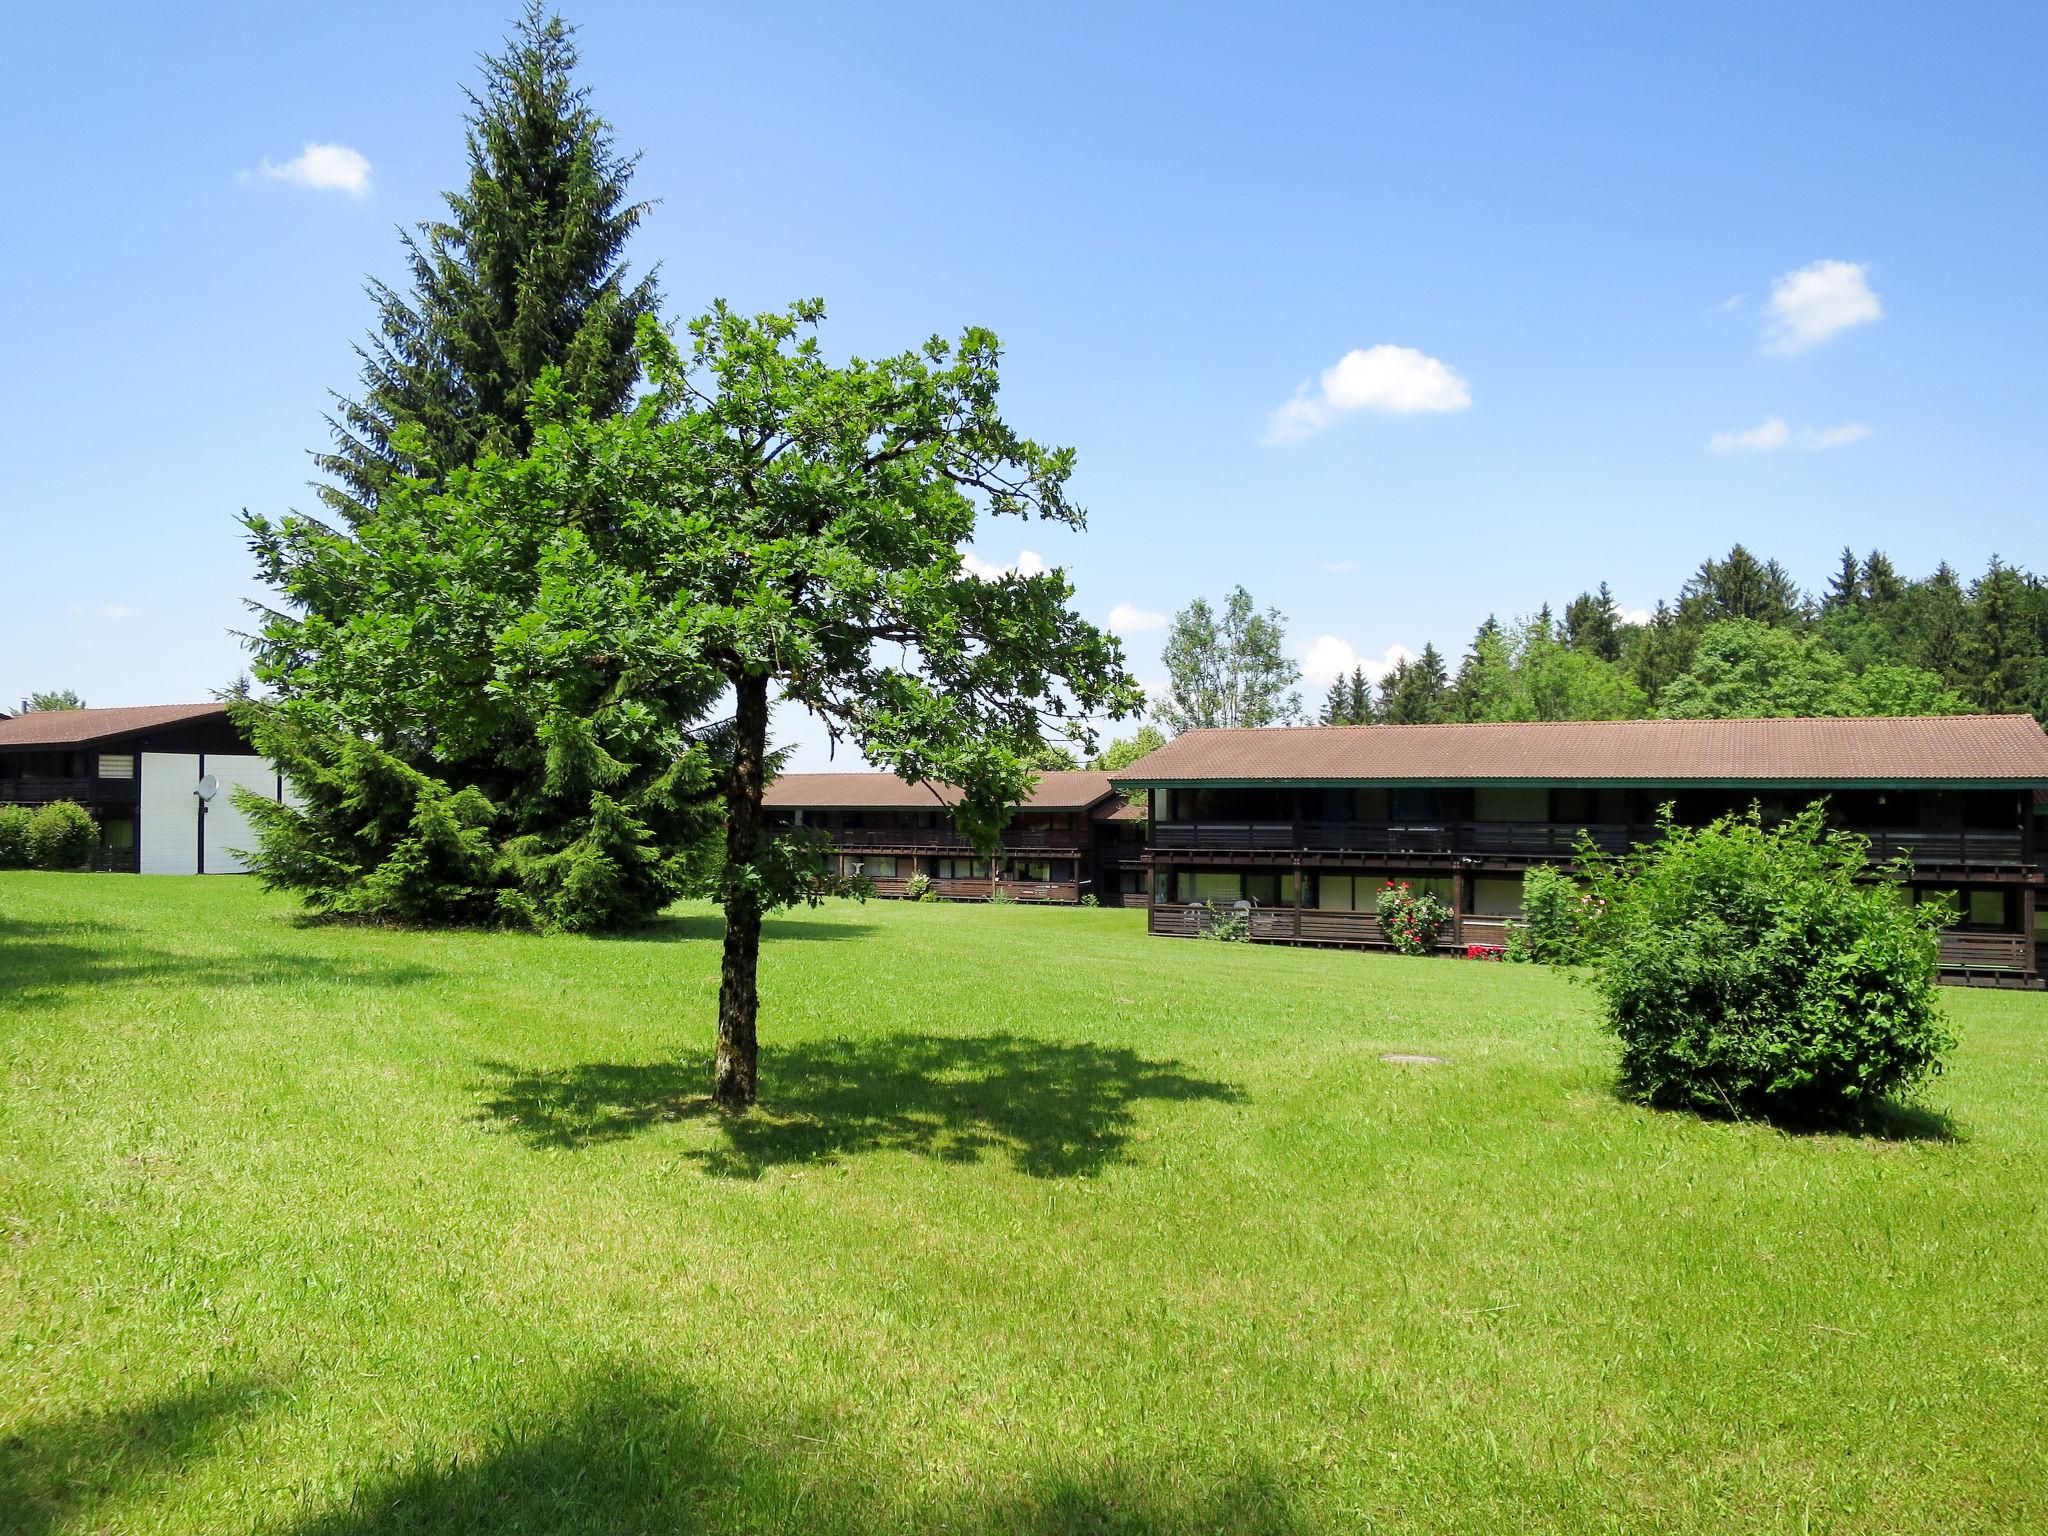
[1380,1053,1451,1066]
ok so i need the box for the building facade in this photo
[762,771,1145,905]
[1111,716,2048,987]
[0,703,287,874]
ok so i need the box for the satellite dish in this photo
[195,774,219,802]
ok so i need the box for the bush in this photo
[0,806,30,868]
[903,869,933,901]
[26,801,98,871]
[1507,863,1606,964]
[1582,804,1953,1122]
[987,883,1016,905]
[1375,880,1450,956]
[1198,900,1249,941]
[1078,893,1099,908]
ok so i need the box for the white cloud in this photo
[1762,259,1881,353]
[70,603,134,620]
[1263,344,1471,444]
[1709,417,1871,453]
[1299,636,1415,689]
[1107,602,1168,634]
[248,142,372,197]
[1804,421,1872,449]
[1710,417,1791,453]
[1322,559,1358,575]
[1718,293,1745,312]
[1618,607,1653,626]
[960,548,1048,580]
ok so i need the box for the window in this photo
[1242,872,1297,906]
[1174,870,1242,904]
[1472,877,1523,916]
[1323,872,1454,909]
[1969,889,2008,929]
[936,858,989,880]
[1004,859,1075,883]
[99,816,135,850]
[1118,869,1148,895]
[1389,788,1443,823]
[97,753,135,780]
[1474,787,1547,823]
[860,855,899,879]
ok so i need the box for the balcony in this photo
[1151,821,2030,868]
[823,826,1082,852]
[1151,902,2034,978]
[0,777,99,805]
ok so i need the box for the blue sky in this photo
[3,1,2042,767]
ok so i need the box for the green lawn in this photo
[3,874,2044,1534]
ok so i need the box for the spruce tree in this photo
[316,3,659,522]
[241,5,710,933]
[1861,550,1906,607]
[1823,547,1861,611]
[1966,558,2048,718]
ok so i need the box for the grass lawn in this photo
[3,873,2045,1534]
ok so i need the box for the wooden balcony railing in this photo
[1151,821,2030,867]
[813,826,1081,852]
[1152,903,2034,974]
[868,876,1077,903]
[0,778,100,805]
[1939,932,2032,972]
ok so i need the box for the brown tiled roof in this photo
[0,702,229,748]
[1110,716,2048,787]
[763,770,1120,812]
[1095,795,1146,822]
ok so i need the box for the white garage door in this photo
[201,755,283,874]
[138,751,287,874]
[139,752,200,874]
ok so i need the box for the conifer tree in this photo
[1966,558,2048,718]
[1563,582,1623,660]
[1861,550,1906,607]
[1823,547,1862,611]
[316,4,659,522]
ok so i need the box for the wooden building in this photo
[762,771,1146,905]
[0,703,287,874]
[1111,715,2048,987]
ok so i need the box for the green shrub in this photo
[987,883,1016,905]
[903,869,933,901]
[1078,893,1099,908]
[1507,863,1605,964]
[0,805,30,868]
[1198,900,1248,941]
[1582,804,1953,1122]
[1374,880,1450,956]
[26,801,98,871]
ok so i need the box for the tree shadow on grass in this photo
[1611,1084,1963,1144]
[477,1032,1243,1178]
[0,913,443,1006]
[271,1367,1302,1536]
[0,1379,262,1536]
[594,910,881,945]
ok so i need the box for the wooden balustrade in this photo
[820,826,1078,852]
[1151,821,2031,867]
[1938,931,2031,972]
[1149,902,2036,980]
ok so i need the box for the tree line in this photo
[1139,546,2048,741]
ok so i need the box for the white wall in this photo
[139,752,199,874]
[201,755,281,874]
[138,751,286,874]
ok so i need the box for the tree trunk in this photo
[712,670,771,1109]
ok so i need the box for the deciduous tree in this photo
[1156,587,1302,732]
